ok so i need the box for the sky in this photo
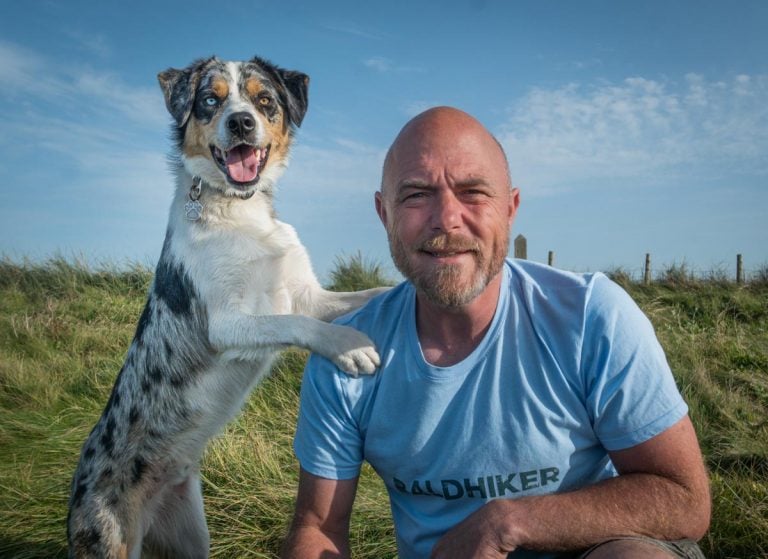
[2,0,767,282]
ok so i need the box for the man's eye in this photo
[462,189,489,199]
[400,192,427,203]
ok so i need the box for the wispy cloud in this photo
[62,29,112,59]
[0,40,166,129]
[363,56,423,74]
[0,40,173,241]
[321,21,384,41]
[364,56,395,73]
[497,74,768,195]
[0,41,57,95]
[569,57,604,71]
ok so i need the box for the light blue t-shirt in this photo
[294,259,687,559]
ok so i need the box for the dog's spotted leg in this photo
[141,470,209,559]
[208,313,381,375]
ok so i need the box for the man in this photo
[282,107,710,558]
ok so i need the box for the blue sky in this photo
[2,0,767,282]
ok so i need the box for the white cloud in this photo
[0,41,61,97]
[63,29,112,59]
[497,74,768,195]
[321,21,385,41]
[0,40,166,130]
[74,72,167,128]
[364,56,394,73]
[0,40,174,236]
[363,56,424,74]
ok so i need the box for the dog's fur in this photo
[67,56,386,558]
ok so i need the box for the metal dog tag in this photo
[184,199,203,221]
[185,176,204,221]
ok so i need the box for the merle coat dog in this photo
[67,56,386,558]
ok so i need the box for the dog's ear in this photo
[157,58,212,127]
[251,56,310,129]
[277,70,310,128]
[158,68,195,127]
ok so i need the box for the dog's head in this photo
[158,56,309,198]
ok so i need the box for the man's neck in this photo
[415,273,503,367]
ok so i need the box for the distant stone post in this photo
[514,234,527,259]
[644,253,652,286]
[737,254,744,284]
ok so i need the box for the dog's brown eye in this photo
[259,96,272,106]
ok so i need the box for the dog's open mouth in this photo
[211,144,270,187]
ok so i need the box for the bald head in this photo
[381,106,511,196]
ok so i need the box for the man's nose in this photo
[430,191,462,232]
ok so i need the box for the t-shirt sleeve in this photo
[293,353,365,480]
[581,275,688,451]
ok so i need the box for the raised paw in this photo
[321,324,381,376]
[333,345,381,377]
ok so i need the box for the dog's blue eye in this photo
[204,97,218,107]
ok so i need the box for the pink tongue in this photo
[225,145,260,183]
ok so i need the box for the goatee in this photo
[389,232,508,308]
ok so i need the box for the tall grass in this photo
[0,256,766,558]
[326,251,396,292]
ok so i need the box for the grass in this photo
[0,256,766,558]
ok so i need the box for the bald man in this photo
[282,107,710,559]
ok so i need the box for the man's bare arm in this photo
[431,415,711,558]
[281,469,359,559]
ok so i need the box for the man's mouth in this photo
[421,249,471,258]
[211,144,270,187]
[418,235,480,259]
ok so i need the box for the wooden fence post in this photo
[514,234,527,259]
[548,251,554,266]
[737,254,744,284]
[644,253,651,286]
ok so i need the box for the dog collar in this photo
[184,176,260,221]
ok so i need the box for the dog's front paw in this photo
[322,325,381,376]
[334,346,381,377]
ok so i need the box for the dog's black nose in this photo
[227,112,256,137]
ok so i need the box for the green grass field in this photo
[0,257,766,558]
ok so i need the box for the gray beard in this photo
[388,231,508,309]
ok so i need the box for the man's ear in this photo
[375,191,388,228]
[508,187,520,227]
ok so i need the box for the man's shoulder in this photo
[506,258,601,290]
[505,258,638,328]
[506,258,613,307]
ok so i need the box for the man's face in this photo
[376,111,519,308]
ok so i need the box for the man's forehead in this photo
[385,130,508,188]
[390,140,493,173]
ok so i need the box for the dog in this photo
[67,55,387,558]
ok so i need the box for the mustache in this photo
[417,234,480,254]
